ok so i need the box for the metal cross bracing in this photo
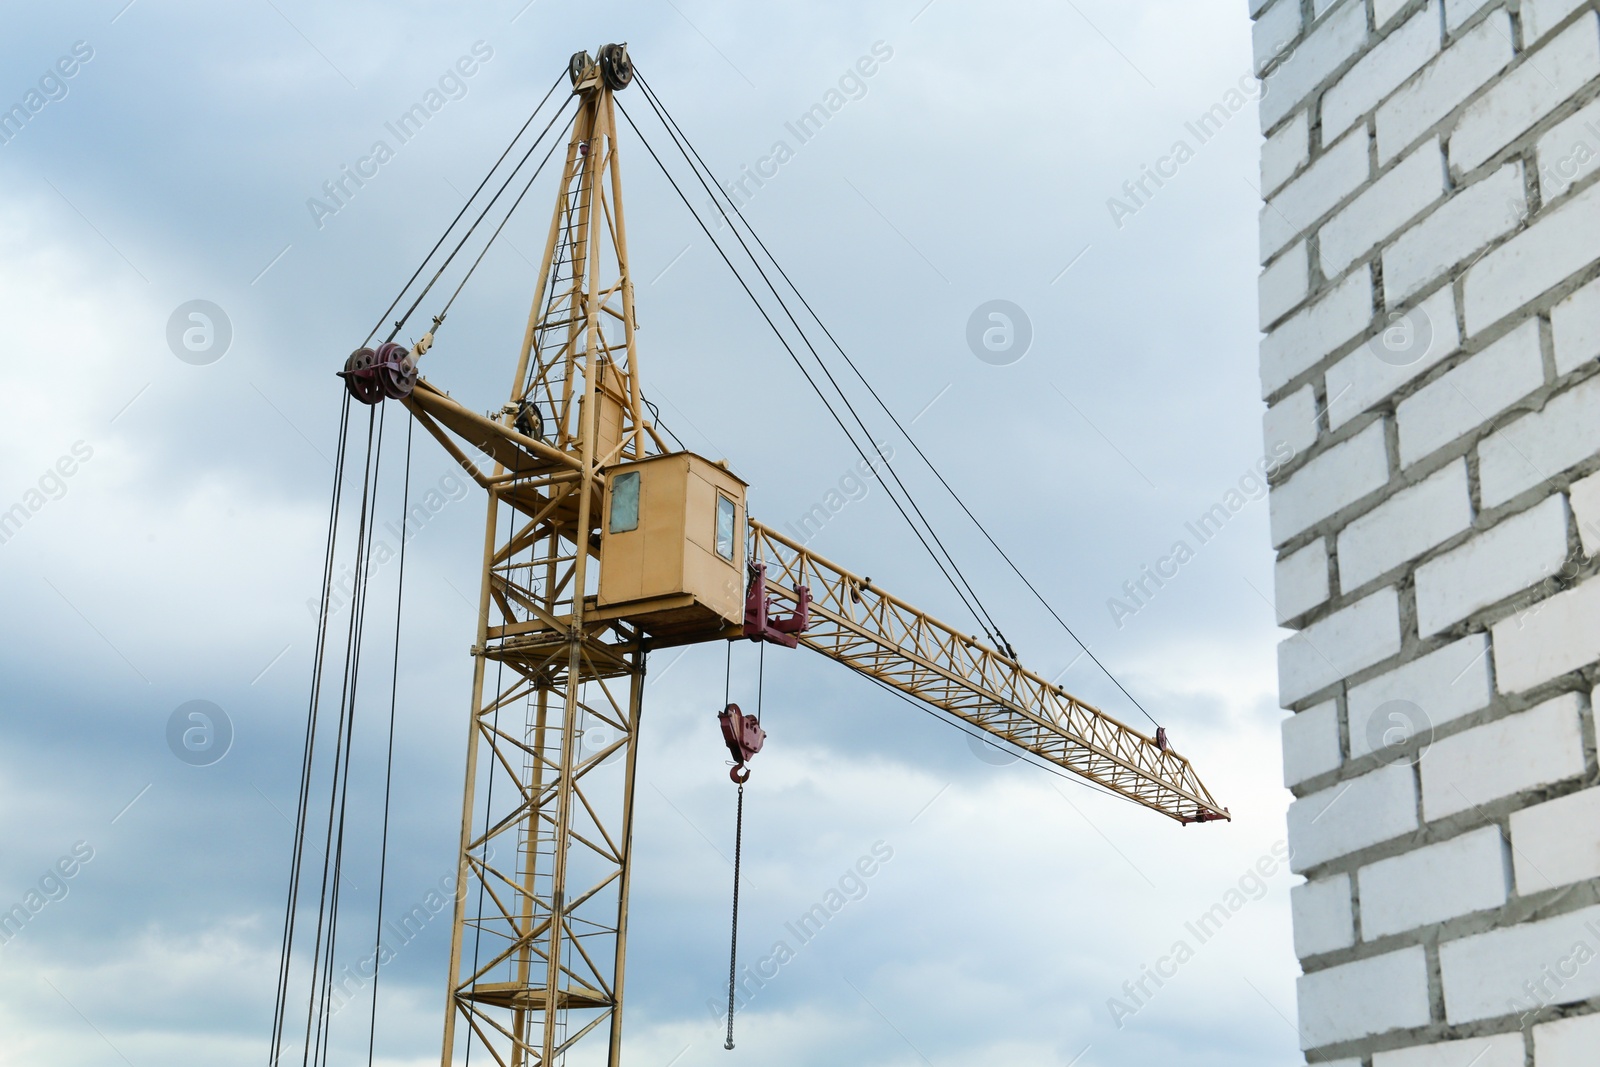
[747,520,1228,824]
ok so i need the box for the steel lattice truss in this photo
[749,521,1229,823]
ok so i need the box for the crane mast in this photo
[347,43,1229,1067]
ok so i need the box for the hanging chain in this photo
[724,781,745,1050]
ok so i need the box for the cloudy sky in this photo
[0,2,1297,1065]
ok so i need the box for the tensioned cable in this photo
[365,416,412,1067]
[633,72,1160,730]
[436,111,578,320]
[382,93,580,347]
[364,71,567,347]
[621,86,1009,652]
[270,391,353,1067]
[613,99,1003,647]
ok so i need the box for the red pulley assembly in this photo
[717,702,765,783]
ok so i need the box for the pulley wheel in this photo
[341,347,383,405]
[372,341,416,400]
[569,51,591,85]
[598,43,632,90]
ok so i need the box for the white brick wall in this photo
[1287,762,1418,872]
[1322,2,1442,141]
[1551,275,1600,375]
[1275,537,1330,621]
[1270,420,1390,546]
[1535,95,1600,202]
[1261,110,1310,196]
[1412,493,1569,635]
[1346,633,1492,758]
[1321,139,1447,278]
[1463,177,1600,336]
[1259,240,1309,328]
[1524,0,1595,45]
[1376,11,1515,163]
[1326,287,1460,430]
[1570,468,1600,553]
[1253,0,1303,75]
[1296,946,1432,1048]
[1510,784,1600,893]
[1534,1013,1600,1066]
[1478,373,1600,507]
[1373,1033,1524,1067]
[1283,698,1343,786]
[1358,826,1507,938]
[1420,693,1587,820]
[1278,587,1401,705]
[1262,128,1372,260]
[1292,872,1356,957]
[1337,459,1473,592]
[1260,0,1369,130]
[1260,268,1373,396]
[1449,15,1600,174]
[1492,571,1600,693]
[1381,161,1523,304]
[1254,0,1600,1054]
[1438,902,1600,1023]
[1395,318,1545,467]
[1263,384,1320,458]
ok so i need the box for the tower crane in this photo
[281,44,1228,1067]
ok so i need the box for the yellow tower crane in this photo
[316,43,1228,1067]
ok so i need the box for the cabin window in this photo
[715,493,736,560]
[610,471,640,533]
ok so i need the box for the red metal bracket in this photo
[742,562,810,648]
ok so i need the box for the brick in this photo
[1261,268,1375,396]
[1445,0,1498,32]
[1296,946,1432,1048]
[1262,128,1372,259]
[1260,240,1310,328]
[1376,11,1516,163]
[1277,538,1331,621]
[1377,0,1415,29]
[1463,177,1600,335]
[1280,588,1403,704]
[1359,826,1508,938]
[1261,0,1371,131]
[1292,872,1355,956]
[1534,1013,1600,1066]
[1396,317,1546,467]
[1569,468,1600,554]
[1338,461,1474,592]
[1511,785,1600,893]
[1254,0,1304,75]
[1421,693,1587,819]
[1284,699,1343,787]
[1321,139,1448,277]
[1535,95,1600,202]
[1372,1033,1524,1067]
[1287,762,1419,872]
[1523,0,1593,44]
[1551,274,1600,374]
[1438,901,1600,1023]
[1492,571,1600,692]
[1479,373,1600,507]
[1326,287,1461,430]
[1270,421,1391,546]
[1415,494,1569,634]
[1347,633,1492,757]
[1450,14,1600,174]
[1324,3,1443,140]
[1382,161,1524,304]
[1264,384,1320,458]
[1262,110,1310,196]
